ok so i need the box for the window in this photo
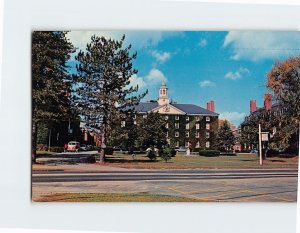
[206,132,210,139]
[143,115,147,119]
[175,116,179,120]
[121,121,125,127]
[196,123,200,129]
[206,141,210,148]
[186,131,189,138]
[175,123,179,129]
[186,123,189,130]
[165,115,169,120]
[206,116,210,122]
[186,116,189,121]
[175,132,179,137]
[206,123,210,130]
[196,141,200,148]
[195,132,200,138]
[175,141,179,147]
[134,120,137,125]
[166,123,169,129]
[185,141,189,147]
[133,115,136,119]
[195,116,200,121]
[166,132,169,138]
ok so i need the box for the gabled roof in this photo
[131,102,218,116]
[172,103,219,116]
[133,102,159,113]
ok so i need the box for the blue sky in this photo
[67,31,300,126]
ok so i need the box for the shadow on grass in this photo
[105,158,159,163]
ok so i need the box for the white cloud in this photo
[225,67,250,80]
[199,80,216,87]
[67,31,182,53]
[223,31,300,61]
[128,74,147,89]
[146,68,167,84]
[199,39,208,47]
[126,68,167,91]
[151,50,171,63]
[219,112,247,126]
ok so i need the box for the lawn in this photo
[103,152,299,170]
[36,192,199,202]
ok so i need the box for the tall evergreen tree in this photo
[32,31,75,163]
[75,35,147,162]
[216,120,235,151]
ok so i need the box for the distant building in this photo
[127,82,219,149]
[241,93,279,150]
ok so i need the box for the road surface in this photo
[32,168,298,202]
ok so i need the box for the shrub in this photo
[170,149,176,157]
[199,150,220,157]
[146,149,157,161]
[105,146,114,155]
[161,148,172,163]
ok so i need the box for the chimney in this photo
[250,100,257,113]
[264,93,272,111]
[210,100,215,112]
[207,102,211,111]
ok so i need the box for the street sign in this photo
[261,133,269,141]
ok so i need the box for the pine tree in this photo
[32,31,75,163]
[216,120,235,151]
[75,35,147,162]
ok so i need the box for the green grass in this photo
[36,192,199,202]
[104,152,298,170]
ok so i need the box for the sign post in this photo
[258,124,262,165]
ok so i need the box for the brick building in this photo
[128,82,219,149]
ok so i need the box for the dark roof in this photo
[131,102,218,116]
[132,102,159,113]
[173,103,219,116]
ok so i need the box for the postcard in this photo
[31,31,299,202]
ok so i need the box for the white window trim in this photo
[206,123,210,130]
[196,123,199,129]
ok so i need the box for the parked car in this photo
[86,145,94,151]
[250,149,258,154]
[80,144,87,151]
[67,141,80,152]
[175,147,187,152]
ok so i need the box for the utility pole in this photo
[259,124,263,166]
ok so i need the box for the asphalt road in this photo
[32,168,298,202]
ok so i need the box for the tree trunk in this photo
[99,121,106,163]
[99,148,105,163]
[32,121,37,164]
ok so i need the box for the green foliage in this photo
[32,31,75,162]
[146,148,157,161]
[199,150,220,157]
[75,35,147,160]
[138,112,168,149]
[215,120,235,151]
[160,147,172,162]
